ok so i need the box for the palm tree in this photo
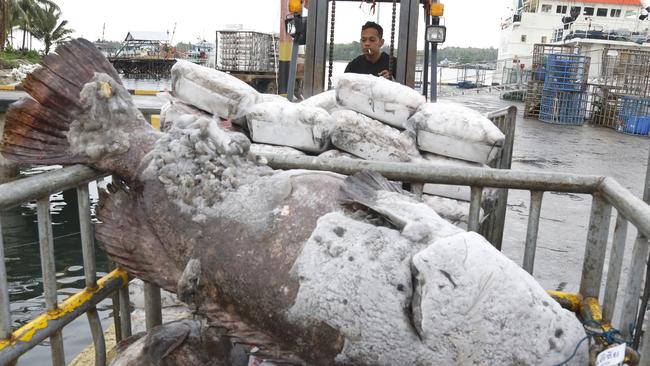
[30,3,72,54]
[0,0,59,51]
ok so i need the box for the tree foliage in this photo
[29,3,73,54]
[0,0,65,52]
[330,42,498,65]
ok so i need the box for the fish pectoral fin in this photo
[177,258,202,310]
[96,188,179,290]
[142,320,192,361]
[340,170,408,230]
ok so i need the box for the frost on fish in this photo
[246,101,335,153]
[68,73,142,161]
[407,102,505,164]
[411,232,588,365]
[289,188,462,365]
[421,194,480,230]
[330,110,420,162]
[300,90,340,114]
[140,114,272,223]
[171,60,262,122]
[335,73,425,128]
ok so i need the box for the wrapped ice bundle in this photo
[246,102,334,153]
[171,60,262,122]
[249,143,305,157]
[330,110,420,162]
[300,90,340,114]
[411,232,588,365]
[408,102,505,164]
[160,99,215,132]
[335,73,425,128]
[419,153,497,202]
[261,93,288,103]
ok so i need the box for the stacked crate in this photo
[524,44,580,119]
[539,54,590,125]
[590,47,650,135]
[216,31,278,73]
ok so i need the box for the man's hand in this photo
[378,69,392,80]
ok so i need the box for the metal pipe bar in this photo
[37,198,65,366]
[602,212,628,323]
[77,184,106,365]
[523,191,544,274]
[264,155,603,193]
[468,187,483,232]
[600,177,650,240]
[620,234,649,339]
[0,270,128,365]
[119,285,132,340]
[0,165,104,210]
[144,282,162,330]
[0,218,11,341]
[86,309,106,366]
[579,195,613,298]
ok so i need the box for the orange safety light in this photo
[289,0,303,13]
[430,3,444,17]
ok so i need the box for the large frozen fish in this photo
[246,101,334,153]
[407,101,505,164]
[335,73,425,128]
[1,39,588,365]
[330,110,420,162]
[171,60,261,123]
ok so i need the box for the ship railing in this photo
[1,107,650,364]
[553,20,649,44]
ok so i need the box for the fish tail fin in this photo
[1,38,135,165]
[340,170,404,206]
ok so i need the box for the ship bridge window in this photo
[584,7,594,16]
[625,9,636,18]
[521,34,527,42]
[556,5,568,14]
[541,4,552,12]
[610,9,621,17]
[596,8,608,17]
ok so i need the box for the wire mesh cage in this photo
[524,44,582,119]
[600,47,650,97]
[543,54,590,92]
[589,47,650,136]
[216,31,278,73]
[540,90,588,125]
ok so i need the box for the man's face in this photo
[360,27,384,58]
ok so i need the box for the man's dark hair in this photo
[361,21,383,39]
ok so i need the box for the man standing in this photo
[344,21,395,80]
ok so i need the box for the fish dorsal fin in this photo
[1,38,131,166]
[96,187,181,291]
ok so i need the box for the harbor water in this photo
[0,72,648,364]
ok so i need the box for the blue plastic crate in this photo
[539,90,587,125]
[624,116,650,136]
[543,54,589,92]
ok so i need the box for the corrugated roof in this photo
[582,0,641,5]
[125,31,169,42]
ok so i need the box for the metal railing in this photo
[0,166,162,366]
[0,106,650,364]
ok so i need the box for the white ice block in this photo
[171,60,262,122]
[300,90,340,114]
[409,102,505,164]
[246,101,334,153]
[335,73,425,128]
[330,110,420,162]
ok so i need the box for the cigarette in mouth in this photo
[367,49,373,55]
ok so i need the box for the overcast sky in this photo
[52,0,513,49]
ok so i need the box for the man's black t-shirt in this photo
[344,52,396,78]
